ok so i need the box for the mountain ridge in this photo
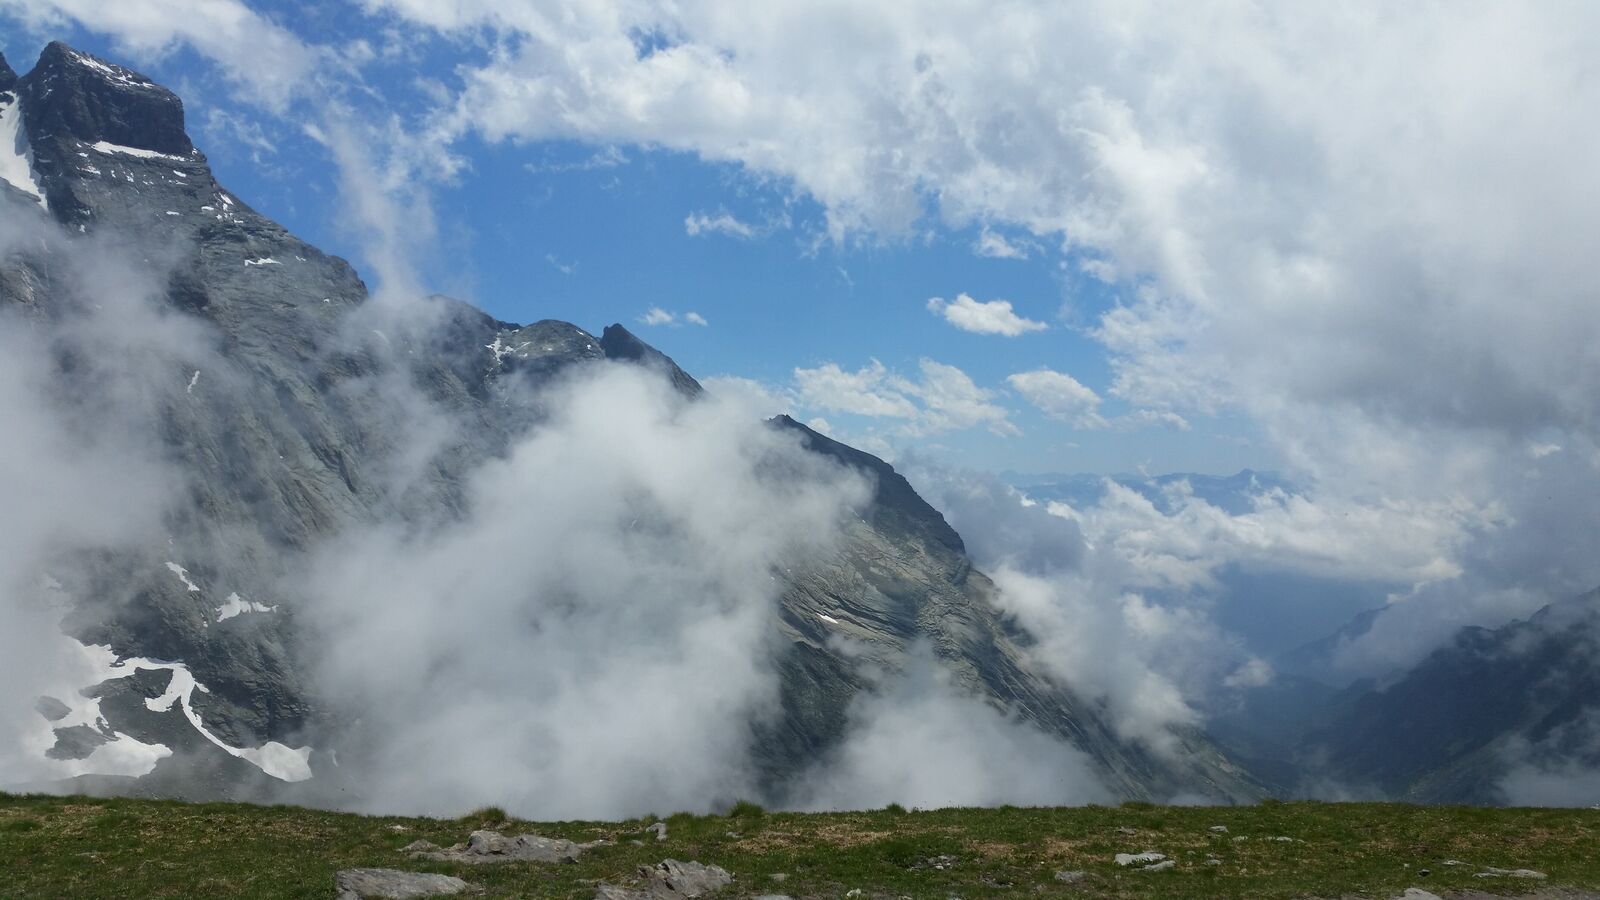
[0,40,1258,810]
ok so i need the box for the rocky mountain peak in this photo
[599,323,705,397]
[19,41,194,159]
[0,51,16,94]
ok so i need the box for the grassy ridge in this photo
[1,793,1598,898]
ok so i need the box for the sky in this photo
[0,1,1268,476]
[3,0,1600,683]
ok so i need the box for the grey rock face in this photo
[333,868,471,900]
[409,830,605,864]
[596,860,734,900]
[45,724,112,760]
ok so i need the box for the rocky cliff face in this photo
[0,42,1257,807]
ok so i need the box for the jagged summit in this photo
[599,323,705,397]
[0,51,16,93]
[20,41,192,157]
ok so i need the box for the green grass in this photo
[1,792,1597,898]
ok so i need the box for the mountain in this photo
[1298,590,1600,803]
[0,42,1258,807]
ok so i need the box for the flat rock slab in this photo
[408,829,604,864]
[595,859,734,900]
[334,868,471,899]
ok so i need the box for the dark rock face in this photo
[1302,591,1600,802]
[21,42,192,156]
[601,323,704,397]
[0,41,1258,806]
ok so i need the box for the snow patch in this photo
[215,592,277,622]
[0,97,46,207]
[244,258,279,267]
[165,561,201,592]
[88,140,185,162]
[818,613,840,625]
[43,640,314,783]
[68,51,161,91]
[486,335,533,363]
[186,370,200,394]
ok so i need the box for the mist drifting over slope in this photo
[5,1,1600,809]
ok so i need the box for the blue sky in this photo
[0,11,1270,477]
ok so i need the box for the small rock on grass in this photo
[1474,867,1548,879]
[334,868,471,900]
[1397,890,1442,900]
[1113,852,1166,867]
[1208,825,1228,833]
[1053,870,1085,884]
[595,860,734,900]
[411,830,605,864]
[1140,860,1176,872]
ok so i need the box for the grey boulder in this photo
[410,829,604,864]
[333,868,471,899]
[595,859,734,900]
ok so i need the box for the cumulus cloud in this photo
[0,0,318,108]
[927,293,1047,336]
[327,1,1600,682]
[1007,369,1105,429]
[973,228,1029,260]
[794,358,1018,437]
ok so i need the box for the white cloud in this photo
[346,1,1600,684]
[1120,409,1191,431]
[927,293,1047,336]
[638,307,706,327]
[794,358,1017,437]
[794,648,1111,809]
[640,307,676,326]
[306,364,873,818]
[1,0,319,108]
[1008,368,1105,429]
[684,210,755,239]
[974,228,1029,259]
